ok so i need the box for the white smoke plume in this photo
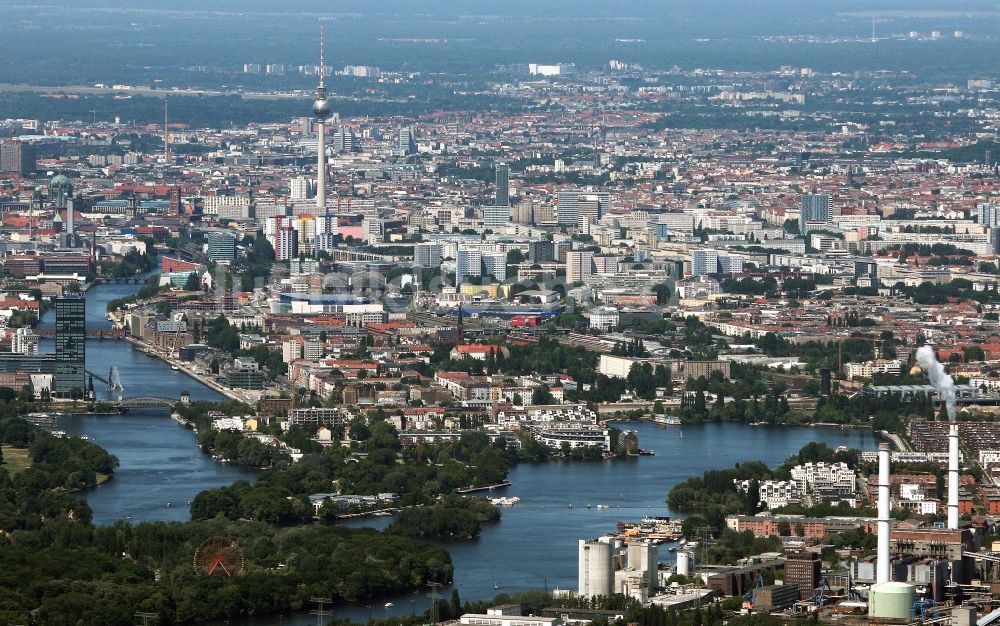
[916,345,956,421]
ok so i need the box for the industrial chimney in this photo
[948,423,959,529]
[876,443,891,584]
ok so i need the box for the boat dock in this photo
[455,481,512,494]
[608,516,684,545]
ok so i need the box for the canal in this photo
[37,281,877,623]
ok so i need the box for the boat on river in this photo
[489,496,521,506]
[652,415,682,426]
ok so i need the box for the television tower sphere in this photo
[313,95,331,120]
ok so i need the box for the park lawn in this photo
[0,446,31,477]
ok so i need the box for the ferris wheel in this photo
[193,536,245,577]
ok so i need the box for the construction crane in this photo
[809,578,831,609]
[742,574,766,611]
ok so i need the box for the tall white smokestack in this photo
[916,345,961,530]
[948,423,960,530]
[876,443,891,585]
[916,345,956,420]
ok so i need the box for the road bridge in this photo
[34,328,126,339]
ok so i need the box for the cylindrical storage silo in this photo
[868,582,915,619]
[676,551,691,576]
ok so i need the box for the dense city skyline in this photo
[3,2,1000,626]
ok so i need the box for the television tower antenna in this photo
[319,21,326,90]
[313,21,332,217]
[163,98,170,163]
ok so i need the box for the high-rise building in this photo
[314,232,337,255]
[566,250,594,284]
[313,213,339,254]
[495,162,510,206]
[481,253,507,282]
[54,295,86,397]
[290,176,314,200]
[363,217,383,245]
[414,242,443,269]
[692,249,719,276]
[483,204,511,229]
[274,226,298,261]
[456,249,483,285]
[717,254,743,275]
[208,233,237,262]
[333,126,356,153]
[979,202,1000,228]
[529,240,555,262]
[800,194,831,233]
[557,190,610,226]
[296,215,317,251]
[785,551,821,599]
[0,140,36,174]
[576,195,602,228]
[398,127,417,156]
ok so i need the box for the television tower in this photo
[163,98,170,163]
[313,22,332,214]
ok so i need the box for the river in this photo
[37,280,254,524]
[35,281,877,624]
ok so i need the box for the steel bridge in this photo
[116,397,176,409]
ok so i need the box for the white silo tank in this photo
[869,582,916,619]
[676,551,691,576]
[578,539,614,597]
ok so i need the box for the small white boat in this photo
[385,603,394,608]
[489,496,521,506]
[171,365,179,371]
